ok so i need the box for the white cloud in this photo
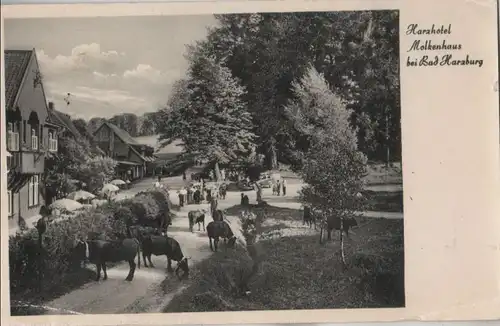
[36,43,182,118]
[36,43,124,74]
[123,64,165,84]
[70,86,147,106]
[92,71,118,80]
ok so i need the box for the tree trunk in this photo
[340,217,347,266]
[255,182,262,203]
[214,162,221,182]
[266,140,278,170]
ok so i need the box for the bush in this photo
[119,188,174,227]
[8,188,172,303]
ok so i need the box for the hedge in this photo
[9,187,174,303]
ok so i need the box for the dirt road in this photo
[44,177,403,314]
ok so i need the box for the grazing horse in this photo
[206,220,237,252]
[141,235,189,279]
[319,215,358,244]
[188,209,206,232]
[73,237,141,281]
[303,205,316,229]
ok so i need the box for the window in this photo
[28,175,39,207]
[7,191,12,216]
[48,132,58,152]
[31,129,38,150]
[7,155,12,171]
[7,123,19,151]
[34,175,39,206]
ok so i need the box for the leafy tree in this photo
[45,137,117,199]
[287,67,367,264]
[72,118,94,140]
[157,50,256,175]
[109,113,139,137]
[88,117,106,133]
[138,112,158,136]
[185,11,400,166]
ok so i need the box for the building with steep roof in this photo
[4,49,63,229]
[93,122,157,180]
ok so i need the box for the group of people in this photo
[176,181,227,208]
[272,178,287,196]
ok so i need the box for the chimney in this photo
[48,102,54,110]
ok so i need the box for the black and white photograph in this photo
[3,9,403,316]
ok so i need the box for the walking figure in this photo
[282,178,287,196]
[194,188,201,204]
[210,196,218,217]
[276,180,281,196]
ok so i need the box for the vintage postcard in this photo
[1,0,499,325]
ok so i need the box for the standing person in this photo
[183,170,187,181]
[194,188,201,204]
[210,196,218,217]
[186,186,193,205]
[180,187,187,207]
[282,178,287,196]
[276,179,281,196]
[206,188,212,203]
[177,190,184,207]
[158,174,162,182]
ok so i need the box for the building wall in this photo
[94,124,133,160]
[17,56,49,122]
[113,135,130,159]
[9,175,44,223]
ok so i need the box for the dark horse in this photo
[73,237,141,281]
[141,235,189,279]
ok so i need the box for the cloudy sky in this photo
[4,15,218,120]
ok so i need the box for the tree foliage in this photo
[180,11,399,166]
[157,50,256,166]
[45,137,117,199]
[291,67,367,213]
[87,117,106,133]
[288,67,368,262]
[72,118,95,141]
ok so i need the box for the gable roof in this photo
[96,122,157,162]
[48,109,82,138]
[4,50,34,111]
[104,122,140,146]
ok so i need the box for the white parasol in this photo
[110,179,126,186]
[102,183,120,194]
[49,198,83,211]
[67,190,96,201]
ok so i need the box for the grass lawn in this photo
[266,162,402,186]
[364,162,402,185]
[364,190,403,213]
[163,204,405,312]
[10,267,97,308]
